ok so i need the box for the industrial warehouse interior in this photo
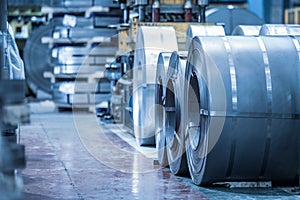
[1,0,300,199]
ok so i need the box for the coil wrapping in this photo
[184,36,300,185]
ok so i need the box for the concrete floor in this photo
[19,102,300,200]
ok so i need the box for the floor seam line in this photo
[39,119,85,200]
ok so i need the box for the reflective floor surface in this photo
[19,102,300,200]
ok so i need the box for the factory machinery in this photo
[18,0,300,187]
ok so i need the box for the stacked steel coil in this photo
[155,23,300,186]
[165,51,188,175]
[232,24,300,36]
[259,24,300,36]
[231,25,262,36]
[157,24,225,175]
[24,1,121,108]
[183,35,300,185]
[49,18,118,108]
[133,26,178,145]
[205,7,264,34]
[185,24,225,49]
[49,24,117,108]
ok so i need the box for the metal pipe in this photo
[152,0,160,22]
[136,0,148,22]
[184,0,192,22]
[198,0,208,23]
[121,3,130,23]
[198,6,206,23]
[138,5,146,22]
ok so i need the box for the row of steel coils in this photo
[132,24,300,185]
[23,2,120,107]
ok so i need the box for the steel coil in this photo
[23,22,56,95]
[231,25,261,36]
[185,25,225,50]
[163,24,224,175]
[184,36,300,185]
[155,52,172,166]
[206,7,264,35]
[133,26,178,145]
[165,51,189,175]
[259,24,300,36]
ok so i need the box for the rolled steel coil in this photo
[231,25,261,36]
[155,52,172,167]
[259,24,300,36]
[184,36,300,185]
[185,25,225,50]
[163,24,224,175]
[23,21,56,95]
[164,51,189,175]
[133,26,178,145]
[206,7,264,35]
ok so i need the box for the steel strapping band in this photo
[222,37,238,111]
[256,37,272,177]
[257,37,273,110]
[222,37,237,178]
[209,111,299,119]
